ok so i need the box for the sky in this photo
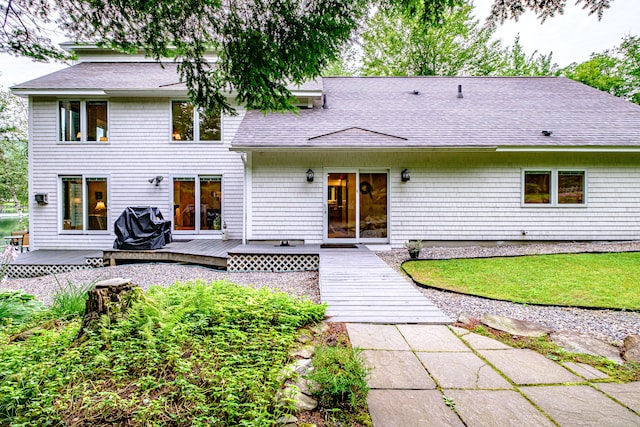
[1,0,639,87]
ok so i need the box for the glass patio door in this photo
[326,171,388,242]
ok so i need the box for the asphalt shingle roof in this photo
[231,76,640,149]
[12,62,185,91]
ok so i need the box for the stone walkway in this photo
[319,248,451,323]
[348,323,640,427]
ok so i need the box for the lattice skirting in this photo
[228,254,319,272]
[6,257,105,279]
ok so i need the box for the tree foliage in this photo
[361,2,503,76]
[0,0,617,112]
[0,86,28,214]
[359,4,554,77]
[561,35,640,105]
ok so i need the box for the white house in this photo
[12,46,640,250]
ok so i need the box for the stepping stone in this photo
[445,390,554,427]
[361,350,436,389]
[460,332,513,350]
[448,326,470,336]
[481,314,553,337]
[521,385,640,426]
[367,390,464,427]
[550,330,624,364]
[397,325,469,352]
[416,352,512,389]
[347,324,410,350]
[478,349,582,385]
[596,382,640,413]
[562,362,608,380]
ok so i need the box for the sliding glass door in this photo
[326,170,388,243]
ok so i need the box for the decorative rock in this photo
[481,314,553,337]
[290,345,315,359]
[276,385,318,412]
[276,415,298,427]
[621,335,640,363]
[311,321,329,335]
[550,330,624,364]
[457,312,475,325]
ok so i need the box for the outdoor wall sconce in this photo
[148,176,164,186]
[35,193,48,205]
[307,169,314,183]
[401,168,410,182]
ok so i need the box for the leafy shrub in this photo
[0,280,325,426]
[0,290,44,325]
[48,278,93,320]
[307,345,370,410]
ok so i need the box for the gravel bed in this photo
[377,241,640,344]
[1,264,319,306]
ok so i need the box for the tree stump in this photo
[75,277,141,343]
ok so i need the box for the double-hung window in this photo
[59,100,109,142]
[171,101,221,142]
[523,170,586,206]
[61,176,109,232]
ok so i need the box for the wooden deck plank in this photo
[319,248,451,324]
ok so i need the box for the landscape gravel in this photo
[2,241,639,344]
[1,264,319,306]
[377,241,640,344]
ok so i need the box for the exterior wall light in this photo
[148,176,164,186]
[401,168,410,182]
[307,169,314,183]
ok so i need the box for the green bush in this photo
[307,345,370,410]
[0,290,44,325]
[48,278,93,320]
[0,280,326,426]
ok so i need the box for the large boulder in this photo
[481,314,553,337]
[621,335,640,363]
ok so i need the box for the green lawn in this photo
[402,252,640,310]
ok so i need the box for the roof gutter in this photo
[496,146,640,152]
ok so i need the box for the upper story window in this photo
[59,100,108,142]
[523,170,586,206]
[171,101,221,142]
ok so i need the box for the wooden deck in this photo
[12,249,104,265]
[319,247,451,324]
[103,239,242,268]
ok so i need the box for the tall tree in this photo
[561,35,640,105]
[361,2,503,76]
[498,35,556,76]
[0,0,617,112]
[0,86,28,221]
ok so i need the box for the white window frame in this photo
[170,100,223,143]
[59,175,110,234]
[521,169,587,207]
[171,174,224,234]
[57,99,109,143]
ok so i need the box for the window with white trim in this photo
[59,100,109,142]
[61,176,109,232]
[171,101,221,142]
[523,170,585,206]
[173,176,222,232]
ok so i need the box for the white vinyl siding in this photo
[29,97,245,250]
[248,151,640,246]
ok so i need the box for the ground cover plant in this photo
[403,252,640,310]
[0,280,326,426]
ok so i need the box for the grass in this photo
[0,280,329,426]
[403,252,640,310]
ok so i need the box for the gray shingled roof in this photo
[11,62,323,94]
[11,62,185,91]
[231,76,640,149]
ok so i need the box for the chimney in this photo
[457,84,463,98]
